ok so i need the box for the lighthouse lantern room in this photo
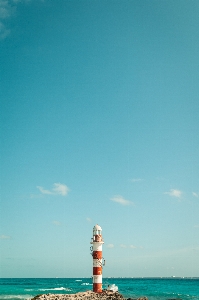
[90,224,105,293]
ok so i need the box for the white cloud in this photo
[52,221,61,226]
[37,183,70,197]
[110,195,134,206]
[37,186,53,195]
[131,178,143,183]
[192,192,198,198]
[164,189,182,198]
[120,244,127,248]
[0,235,11,239]
[107,244,114,248]
[130,245,137,249]
[52,183,69,196]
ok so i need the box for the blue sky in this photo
[0,0,199,278]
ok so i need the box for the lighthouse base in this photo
[93,283,102,293]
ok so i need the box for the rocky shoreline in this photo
[31,290,148,300]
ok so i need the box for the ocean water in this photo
[0,278,199,300]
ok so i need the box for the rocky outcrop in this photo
[31,291,148,300]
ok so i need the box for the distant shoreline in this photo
[1,277,198,279]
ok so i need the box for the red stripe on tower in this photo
[90,224,105,293]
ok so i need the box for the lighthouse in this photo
[90,224,105,293]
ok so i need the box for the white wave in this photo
[75,280,82,281]
[39,287,71,291]
[0,295,33,300]
[81,283,92,286]
[55,288,71,291]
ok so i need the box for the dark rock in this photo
[31,295,43,300]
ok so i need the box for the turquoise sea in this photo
[0,278,199,300]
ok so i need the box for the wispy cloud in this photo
[192,192,198,198]
[0,235,11,239]
[131,178,143,183]
[120,244,143,249]
[130,245,137,249]
[164,189,182,198]
[0,0,17,39]
[107,244,114,248]
[111,195,134,206]
[37,186,53,195]
[0,0,12,39]
[37,183,70,197]
[0,0,42,39]
[0,1,14,19]
[86,217,92,222]
[52,221,61,226]
[0,21,10,38]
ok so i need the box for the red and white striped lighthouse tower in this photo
[90,224,105,293]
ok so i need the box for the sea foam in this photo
[39,288,71,291]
